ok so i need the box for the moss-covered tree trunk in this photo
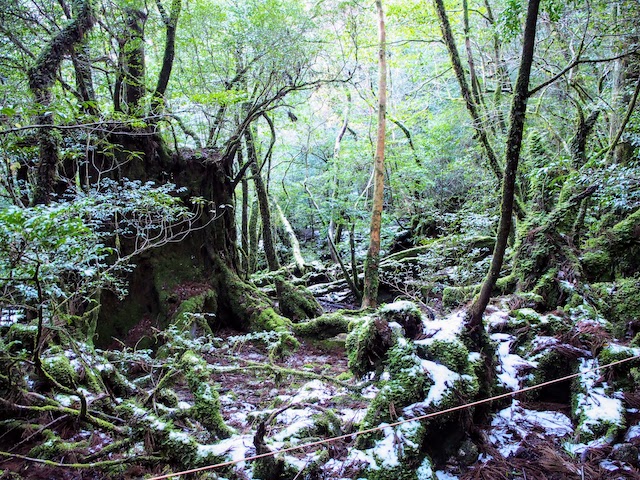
[245,128,280,271]
[28,0,95,205]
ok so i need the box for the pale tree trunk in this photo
[275,201,306,273]
[361,0,387,309]
[328,88,351,263]
[467,0,541,336]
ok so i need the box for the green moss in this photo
[442,285,478,308]
[292,312,351,339]
[7,322,37,352]
[418,339,469,373]
[357,422,433,480]
[181,350,231,438]
[346,317,393,377]
[359,342,432,440]
[275,277,322,322]
[28,433,87,460]
[591,277,640,337]
[42,352,77,389]
[495,274,517,295]
[597,344,640,391]
[533,313,572,336]
[173,290,217,334]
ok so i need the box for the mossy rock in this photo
[42,351,78,389]
[6,322,37,352]
[359,341,432,437]
[346,317,394,377]
[597,344,640,391]
[418,339,469,373]
[292,311,351,339]
[572,361,626,443]
[356,422,434,480]
[378,301,424,339]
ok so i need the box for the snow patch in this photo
[489,400,573,458]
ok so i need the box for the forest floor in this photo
[2,289,640,479]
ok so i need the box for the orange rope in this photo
[147,353,640,480]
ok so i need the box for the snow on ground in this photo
[489,400,573,457]
[417,309,466,342]
[490,332,538,391]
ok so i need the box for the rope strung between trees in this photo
[147,353,640,480]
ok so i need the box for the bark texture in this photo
[362,0,387,309]
[28,0,95,205]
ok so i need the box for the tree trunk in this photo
[123,7,147,112]
[152,0,181,113]
[361,0,387,309]
[28,0,95,205]
[245,129,280,271]
[466,0,541,335]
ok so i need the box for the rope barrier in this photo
[147,353,640,480]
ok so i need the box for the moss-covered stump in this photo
[275,277,323,322]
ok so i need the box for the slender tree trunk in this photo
[361,0,387,309]
[462,0,481,106]
[28,0,95,205]
[329,88,351,263]
[152,0,181,113]
[433,0,502,184]
[240,149,250,275]
[275,201,306,273]
[466,0,541,334]
[248,200,260,274]
[245,129,280,271]
[123,7,147,112]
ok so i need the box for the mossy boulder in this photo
[41,350,78,389]
[418,339,469,373]
[572,358,626,443]
[6,322,37,352]
[292,311,351,339]
[355,421,434,480]
[359,341,432,435]
[597,344,640,391]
